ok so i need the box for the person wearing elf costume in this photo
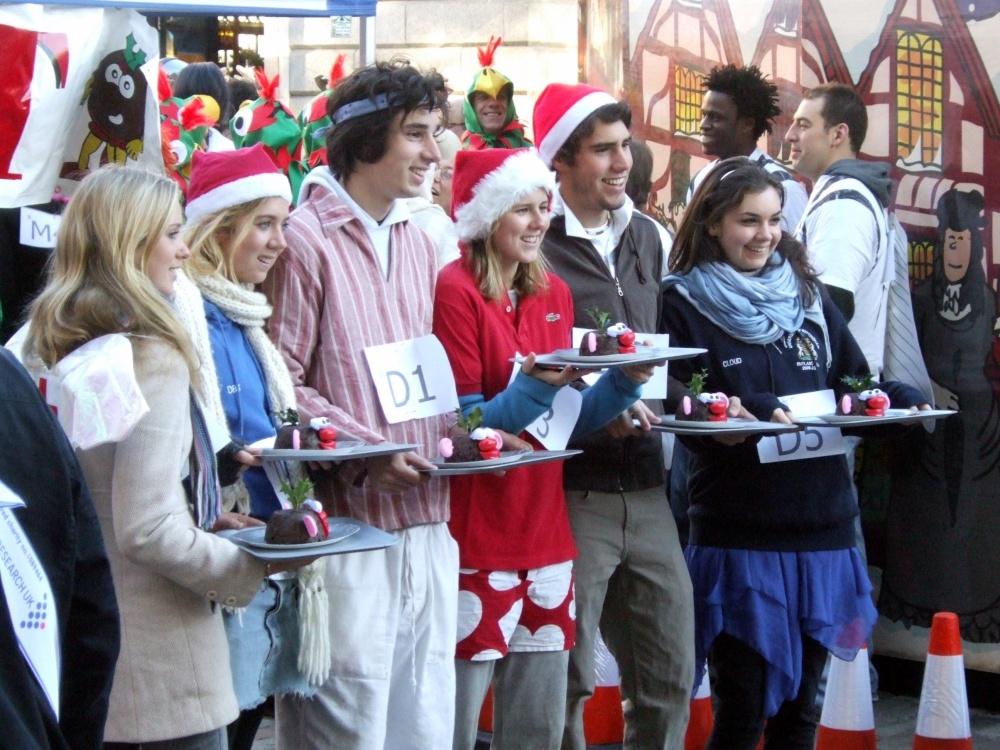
[298,54,347,173]
[533,83,697,750]
[436,147,656,749]
[462,36,532,150]
[230,69,307,204]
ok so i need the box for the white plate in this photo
[259,439,364,460]
[799,408,957,427]
[429,449,530,469]
[219,518,398,560]
[259,442,420,462]
[421,449,583,476]
[652,416,801,436]
[512,346,705,369]
[229,521,360,550]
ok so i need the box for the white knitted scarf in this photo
[172,272,296,513]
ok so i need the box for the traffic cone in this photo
[685,669,713,750]
[816,644,877,750]
[913,612,972,750]
[585,631,625,745]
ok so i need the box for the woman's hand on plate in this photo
[211,511,264,533]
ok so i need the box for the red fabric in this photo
[450,148,523,219]
[433,260,577,569]
[456,565,576,660]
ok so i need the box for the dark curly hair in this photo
[325,58,448,180]
[703,64,781,140]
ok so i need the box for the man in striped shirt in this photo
[263,60,459,750]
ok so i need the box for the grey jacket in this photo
[543,211,681,493]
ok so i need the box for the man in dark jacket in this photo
[0,347,120,750]
[533,83,694,750]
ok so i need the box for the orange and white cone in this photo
[685,669,713,750]
[815,643,877,750]
[585,631,625,745]
[913,612,972,750]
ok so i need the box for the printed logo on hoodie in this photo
[782,329,821,373]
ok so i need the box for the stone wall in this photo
[260,0,578,139]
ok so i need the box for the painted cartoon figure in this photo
[77,33,148,170]
[882,188,1000,642]
[229,68,306,202]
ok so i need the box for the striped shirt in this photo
[263,177,449,531]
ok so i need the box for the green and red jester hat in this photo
[158,69,217,195]
[462,36,531,150]
[297,54,347,172]
[229,68,306,203]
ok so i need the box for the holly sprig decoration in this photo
[585,307,612,332]
[686,369,709,397]
[123,33,147,71]
[279,477,314,510]
[275,408,300,426]
[454,406,484,433]
[841,373,876,393]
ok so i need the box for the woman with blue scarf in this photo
[660,157,927,749]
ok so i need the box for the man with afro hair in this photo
[686,64,807,232]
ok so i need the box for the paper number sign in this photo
[363,335,459,424]
[506,353,583,450]
[757,389,844,464]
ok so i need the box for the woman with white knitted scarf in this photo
[174,144,329,750]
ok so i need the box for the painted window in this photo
[896,29,943,169]
[674,66,704,136]
[910,239,935,282]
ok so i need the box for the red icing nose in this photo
[318,427,337,442]
[618,330,636,346]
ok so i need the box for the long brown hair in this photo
[670,156,819,304]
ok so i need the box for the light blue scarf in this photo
[663,253,831,366]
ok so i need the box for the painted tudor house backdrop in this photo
[584,0,1000,670]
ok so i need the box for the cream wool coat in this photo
[76,338,266,743]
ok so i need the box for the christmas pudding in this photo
[265,478,330,545]
[676,370,730,422]
[838,375,891,417]
[578,308,637,357]
[274,410,338,450]
[438,407,502,462]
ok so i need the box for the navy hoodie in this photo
[204,299,281,518]
[660,282,924,552]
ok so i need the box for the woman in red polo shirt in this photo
[434,148,655,750]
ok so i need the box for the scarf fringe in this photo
[297,558,331,686]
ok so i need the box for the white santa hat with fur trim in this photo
[451,148,556,242]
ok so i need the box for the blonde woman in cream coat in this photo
[23,166,310,750]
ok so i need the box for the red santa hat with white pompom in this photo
[450,147,555,242]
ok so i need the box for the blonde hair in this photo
[24,166,199,384]
[465,217,549,302]
[184,197,269,284]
